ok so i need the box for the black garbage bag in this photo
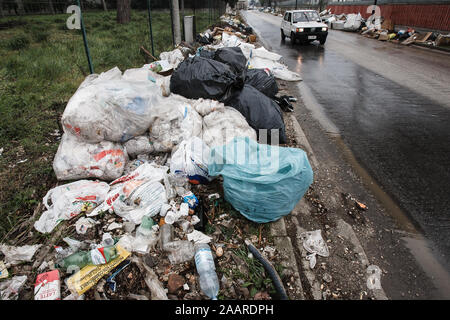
[198,49,215,60]
[170,56,241,102]
[213,47,248,75]
[226,84,286,144]
[245,68,278,98]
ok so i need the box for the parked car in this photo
[281,10,328,45]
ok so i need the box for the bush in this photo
[5,34,30,50]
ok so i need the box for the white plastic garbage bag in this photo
[149,94,202,153]
[159,48,185,69]
[248,47,302,81]
[34,180,110,233]
[0,275,27,300]
[344,13,362,31]
[62,71,162,143]
[122,65,171,97]
[53,133,128,181]
[202,107,257,148]
[124,136,154,158]
[0,244,41,266]
[300,230,329,269]
[170,137,212,184]
[192,98,225,117]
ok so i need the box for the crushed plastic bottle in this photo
[194,243,219,300]
[165,240,195,264]
[133,216,159,254]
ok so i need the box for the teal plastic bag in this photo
[208,137,313,223]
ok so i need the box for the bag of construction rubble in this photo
[170,56,241,102]
[245,68,278,98]
[53,133,128,181]
[213,46,247,76]
[208,137,313,223]
[34,180,110,233]
[202,107,257,148]
[226,84,286,144]
[62,75,161,143]
[149,94,202,152]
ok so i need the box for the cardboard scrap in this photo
[67,245,131,295]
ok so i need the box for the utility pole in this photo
[295,0,298,10]
[170,0,181,46]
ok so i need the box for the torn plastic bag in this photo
[159,48,184,69]
[170,137,212,184]
[114,181,167,225]
[149,94,202,152]
[89,163,169,218]
[208,137,313,223]
[300,230,329,269]
[213,46,247,75]
[226,84,287,144]
[34,180,110,233]
[53,133,127,181]
[124,136,154,158]
[202,107,257,148]
[0,275,27,300]
[170,56,241,102]
[245,68,278,98]
[62,76,161,143]
[0,244,41,266]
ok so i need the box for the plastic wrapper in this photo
[226,84,287,144]
[62,70,162,143]
[149,94,202,153]
[245,68,278,98]
[124,135,154,158]
[170,56,240,102]
[0,275,27,300]
[202,107,257,148]
[159,48,185,69]
[208,137,313,223]
[0,244,41,266]
[34,180,110,233]
[300,230,330,269]
[53,133,128,181]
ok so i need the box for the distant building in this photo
[236,0,249,10]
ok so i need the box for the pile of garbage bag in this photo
[0,12,314,301]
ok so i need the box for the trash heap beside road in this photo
[320,9,450,48]
[0,13,313,300]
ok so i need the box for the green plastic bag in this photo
[208,137,313,223]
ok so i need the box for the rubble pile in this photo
[320,9,450,48]
[0,13,312,300]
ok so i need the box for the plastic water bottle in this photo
[194,243,219,300]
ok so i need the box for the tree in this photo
[117,0,131,24]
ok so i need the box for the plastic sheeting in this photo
[34,180,110,233]
[202,107,257,148]
[62,69,162,143]
[344,13,363,31]
[208,137,313,223]
[53,133,128,181]
[0,244,41,266]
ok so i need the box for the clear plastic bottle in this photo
[134,216,158,254]
[194,243,219,300]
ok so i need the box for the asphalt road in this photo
[242,11,450,282]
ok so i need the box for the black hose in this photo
[245,240,289,300]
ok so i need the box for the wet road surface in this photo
[243,11,450,281]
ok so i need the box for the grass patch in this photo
[0,9,220,241]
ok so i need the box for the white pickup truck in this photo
[281,10,328,45]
